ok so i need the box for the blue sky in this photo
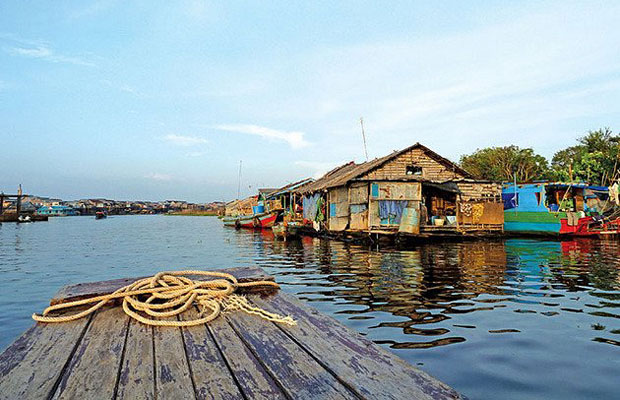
[1,1,619,202]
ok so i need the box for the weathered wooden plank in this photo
[0,317,90,400]
[178,307,243,400]
[251,293,462,400]
[51,266,274,305]
[52,306,130,399]
[226,310,357,399]
[116,319,155,400]
[207,316,286,400]
[153,318,195,399]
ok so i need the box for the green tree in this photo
[459,145,549,182]
[550,127,620,184]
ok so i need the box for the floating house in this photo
[295,143,504,237]
[502,182,620,236]
[264,178,314,213]
[36,205,79,216]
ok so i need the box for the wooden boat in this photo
[502,182,620,236]
[95,211,107,219]
[222,211,278,229]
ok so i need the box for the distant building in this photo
[36,205,79,216]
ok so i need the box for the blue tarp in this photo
[502,193,518,210]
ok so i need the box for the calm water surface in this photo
[1,216,619,399]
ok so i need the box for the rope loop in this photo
[32,270,296,327]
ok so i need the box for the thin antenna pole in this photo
[360,117,369,162]
[237,160,242,200]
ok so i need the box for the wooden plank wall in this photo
[456,202,504,228]
[369,182,422,229]
[349,182,369,230]
[456,182,502,201]
[361,148,466,181]
[328,186,349,231]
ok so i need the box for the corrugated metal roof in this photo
[265,178,315,199]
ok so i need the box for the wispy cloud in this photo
[68,0,118,20]
[145,173,173,181]
[1,34,96,67]
[186,151,207,157]
[100,79,145,97]
[214,124,310,149]
[294,160,342,179]
[163,134,208,146]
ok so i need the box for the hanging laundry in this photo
[303,193,320,220]
[378,200,408,225]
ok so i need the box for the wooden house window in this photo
[406,165,423,176]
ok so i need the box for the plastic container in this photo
[434,218,445,226]
[253,205,265,214]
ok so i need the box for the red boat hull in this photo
[559,216,620,236]
[237,212,278,229]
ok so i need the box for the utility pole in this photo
[360,117,369,162]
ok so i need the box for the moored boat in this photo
[223,211,279,229]
[502,182,620,236]
[95,211,107,219]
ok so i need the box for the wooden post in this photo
[16,185,22,216]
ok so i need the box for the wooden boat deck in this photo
[0,267,461,399]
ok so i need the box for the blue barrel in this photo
[253,205,265,214]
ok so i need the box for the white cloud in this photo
[186,151,206,157]
[5,41,96,67]
[294,160,343,179]
[163,134,208,146]
[214,124,310,149]
[237,3,620,161]
[145,173,173,181]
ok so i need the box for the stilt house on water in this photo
[294,143,504,238]
[264,178,314,213]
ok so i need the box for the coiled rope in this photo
[32,270,296,327]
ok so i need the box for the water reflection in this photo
[254,233,620,349]
[1,217,619,399]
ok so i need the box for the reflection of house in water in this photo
[455,242,507,294]
[266,237,512,348]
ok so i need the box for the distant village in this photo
[0,192,225,219]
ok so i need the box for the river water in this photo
[0,215,618,399]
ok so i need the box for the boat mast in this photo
[360,117,369,162]
[237,160,242,200]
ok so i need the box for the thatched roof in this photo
[296,143,472,193]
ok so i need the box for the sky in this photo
[1,1,619,202]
